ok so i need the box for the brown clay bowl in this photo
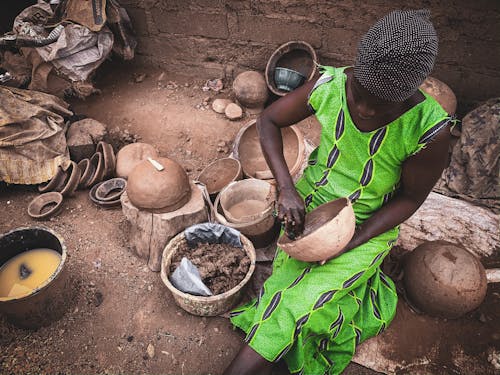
[95,178,127,201]
[77,158,95,189]
[59,161,81,197]
[27,192,64,220]
[89,182,122,208]
[38,165,66,193]
[96,141,116,179]
[87,152,105,187]
[197,158,242,199]
[419,77,457,115]
[278,198,356,262]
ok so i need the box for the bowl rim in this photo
[196,157,242,195]
[27,192,64,219]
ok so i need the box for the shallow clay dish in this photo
[115,142,158,179]
[89,182,122,208]
[38,165,66,193]
[27,192,64,220]
[419,77,457,115]
[197,158,242,198]
[233,120,304,179]
[59,161,81,197]
[96,141,116,179]
[278,198,356,262]
[77,158,95,189]
[95,178,127,201]
[87,152,105,187]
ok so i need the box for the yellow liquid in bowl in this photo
[0,248,62,299]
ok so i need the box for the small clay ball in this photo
[225,103,243,120]
[419,77,457,115]
[127,157,191,212]
[115,143,158,179]
[212,98,233,114]
[403,240,487,319]
[233,71,269,109]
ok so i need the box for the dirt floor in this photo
[1,61,498,375]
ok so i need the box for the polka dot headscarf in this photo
[354,9,438,102]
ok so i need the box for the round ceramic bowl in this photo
[274,67,306,92]
[77,158,95,189]
[95,177,127,202]
[89,182,122,208]
[96,141,116,179]
[197,158,242,200]
[87,152,105,187]
[59,161,81,197]
[27,192,64,220]
[38,165,66,193]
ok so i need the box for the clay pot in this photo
[127,157,191,213]
[115,142,158,179]
[27,192,64,220]
[160,230,256,316]
[403,241,488,319]
[419,77,457,115]
[96,141,116,179]
[59,161,81,197]
[95,177,127,201]
[77,158,94,189]
[233,119,305,180]
[278,198,356,262]
[219,179,275,224]
[233,71,269,112]
[87,152,105,187]
[38,165,66,193]
[197,158,242,199]
[265,41,318,97]
[89,182,122,208]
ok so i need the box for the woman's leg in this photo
[224,344,274,375]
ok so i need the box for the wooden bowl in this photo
[27,192,64,220]
[278,198,356,262]
[197,158,242,199]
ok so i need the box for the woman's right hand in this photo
[277,186,305,239]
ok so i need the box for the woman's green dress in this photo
[230,66,450,375]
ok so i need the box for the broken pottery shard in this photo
[212,98,233,114]
[225,103,243,120]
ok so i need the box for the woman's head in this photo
[354,9,438,103]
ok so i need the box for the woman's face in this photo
[350,76,405,120]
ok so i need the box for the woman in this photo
[225,9,452,375]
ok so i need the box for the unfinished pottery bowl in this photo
[233,119,305,180]
[27,192,64,220]
[96,141,116,179]
[115,142,158,179]
[233,71,269,111]
[77,158,95,189]
[278,198,356,262]
[403,241,488,319]
[266,40,318,96]
[87,152,105,187]
[160,230,256,316]
[197,158,242,199]
[95,177,127,202]
[59,161,81,197]
[127,157,191,212]
[419,77,457,115]
[38,165,66,193]
[89,181,122,208]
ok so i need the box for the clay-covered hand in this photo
[277,186,305,239]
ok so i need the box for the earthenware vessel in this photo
[233,71,269,112]
[115,142,158,179]
[87,152,105,187]
[59,161,81,197]
[38,165,66,193]
[27,192,64,220]
[95,177,127,201]
[96,141,116,179]
[89,182,122,208]
[77,158,94,189]
[197,158,242,200]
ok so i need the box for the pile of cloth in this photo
[0,0,136,98]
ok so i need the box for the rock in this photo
[67,119,107,162]
[212,99,233,114]
[134,73,146,83]
[147,343,155,359]
[225,103,243,120]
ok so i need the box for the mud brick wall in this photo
[123,0,500,115]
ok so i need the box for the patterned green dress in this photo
[230,66,450,375]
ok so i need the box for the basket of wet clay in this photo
[160,223,256,316]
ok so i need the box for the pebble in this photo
[225,103,243,120]
[212,98,233,114]
[147,343,155,359]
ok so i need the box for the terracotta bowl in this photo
[419,77,457,115]
[403,241,488,319]
[96,141,116,179]
[278,198,356,262]
[27,192,64,220]
[89,182,122,208]
[38,165,66,193]
[87,152,105,187]
[115,142,158,179]
[59,161,81,197]
[95,177,127,201]
[197,158,242,199]
[233,120,305,180]
[77,158,95,189]
[265,40,318,97]
[232,71,269,110]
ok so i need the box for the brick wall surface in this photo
[123,0,500,115]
